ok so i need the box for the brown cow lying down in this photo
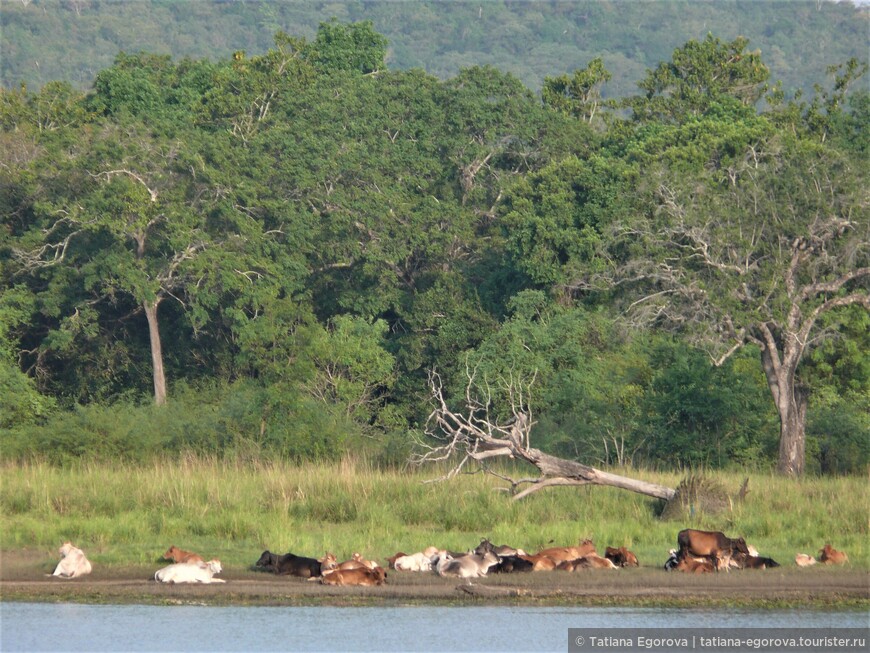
[320,566,387,586]
[605,546,639,568]
[819,544,848,565]
[557,554,617,571]
[319,552,338,572]
[518,553,559,571]
[675,557,715,574]
[326,552,379,571]
[349,552,378,569]
[795,553,817,567]
[163,545,204,564]
[533,539,596,563]
[320,551,377,580]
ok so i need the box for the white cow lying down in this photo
[436,551,499,578]
[393,551,439,572]
[154,559,225,584]
[51,542,93,579]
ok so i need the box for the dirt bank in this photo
[2,549,868,607]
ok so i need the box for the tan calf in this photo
[162,545,204,564]
[533,539,596,563]
[819,544,848,565]
[675,557,715,574]
[320,566,387,586]
[518,553,559,571]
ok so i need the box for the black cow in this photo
[255,550,323,578]
[734,553,780,569]
[491,555,534,573]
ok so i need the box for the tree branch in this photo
[94,169,158,202]
[799,267,870,301]
[513,477,590,501]
[414,366,675,501]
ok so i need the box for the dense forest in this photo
[2,0,868,97]
[1,18,867,477]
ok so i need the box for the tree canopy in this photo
[1,22,867,476]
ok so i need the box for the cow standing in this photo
[677,529,750,570]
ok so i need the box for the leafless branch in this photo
[799,267,870,301]
[412,365,675,501]
[93,169,158,202]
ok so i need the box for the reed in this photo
[1,458,866,570]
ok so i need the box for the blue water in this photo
[1,604,867,652]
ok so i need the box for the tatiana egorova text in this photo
[569,628,869,652]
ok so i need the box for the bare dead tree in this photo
[412,366,675,501]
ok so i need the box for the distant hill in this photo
[2,0,867,97]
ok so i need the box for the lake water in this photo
[1,603,867,652]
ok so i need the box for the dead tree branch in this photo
[412,367,675,501]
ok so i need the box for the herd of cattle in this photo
[48,529,850,585]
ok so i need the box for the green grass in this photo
[1,458,866,571]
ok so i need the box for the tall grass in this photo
[1,458,866,570]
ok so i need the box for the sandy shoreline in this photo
[2,550,868,607]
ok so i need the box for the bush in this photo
[807,403,870,474]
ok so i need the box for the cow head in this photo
[320,552,337,571]
[732,537,751,555]
[605,546,639,567]
[474,539,494,556]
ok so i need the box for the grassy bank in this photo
[1,459,867,572]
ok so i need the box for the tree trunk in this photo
[777,385,807,476]
[514,445,676,500]
[759,343,806,477]
[143,299,167,406]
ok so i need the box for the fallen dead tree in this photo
[412,366,676,502]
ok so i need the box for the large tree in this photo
[503,38,868,476]
[614,133,868,476]
[607,46,869,476]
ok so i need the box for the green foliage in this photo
[808,404,870,475]
[0,380,360,464]
[1,21,866,476]
[631,34,770,122]
[304,315,397,426]
[88,52,172,117]
[0,287,55,428]
[642,343,777,469]
[542,57,612,124]
[615,100,773,170]
[311,19,387,74]
[501,154,633,286]
[803,306,870,474]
